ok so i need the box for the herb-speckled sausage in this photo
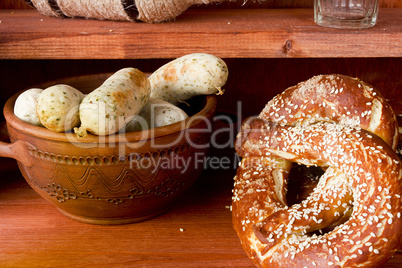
[36,84,83,132]
[75,68,150,136]
[149,53,228,105]
[125,98,188,131]
[14,88,43,126]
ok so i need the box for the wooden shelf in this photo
[0,8,401,59]
[0,164,401,267]
[0,159,246,266]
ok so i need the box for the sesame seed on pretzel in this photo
[232,75,401,267]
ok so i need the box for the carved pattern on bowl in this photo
[26,134,207,165]
[22,134,208,205]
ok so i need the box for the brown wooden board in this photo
[0,9,401,59]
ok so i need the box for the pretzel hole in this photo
[286,164,323,206]
[286,163,354,236]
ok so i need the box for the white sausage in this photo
[36,84,84,132]
[149,53,228,105]
[125,98,188,131]
[14,88,43,126]
[75,68,150,136]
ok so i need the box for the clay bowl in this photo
[0,73,217,225]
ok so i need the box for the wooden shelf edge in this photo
[0,9,401,59]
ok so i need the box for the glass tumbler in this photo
[314,0,379,29]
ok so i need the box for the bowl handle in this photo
[0,140,33,168]
[0,122,33,167]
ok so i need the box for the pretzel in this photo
[232,75,402,267]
